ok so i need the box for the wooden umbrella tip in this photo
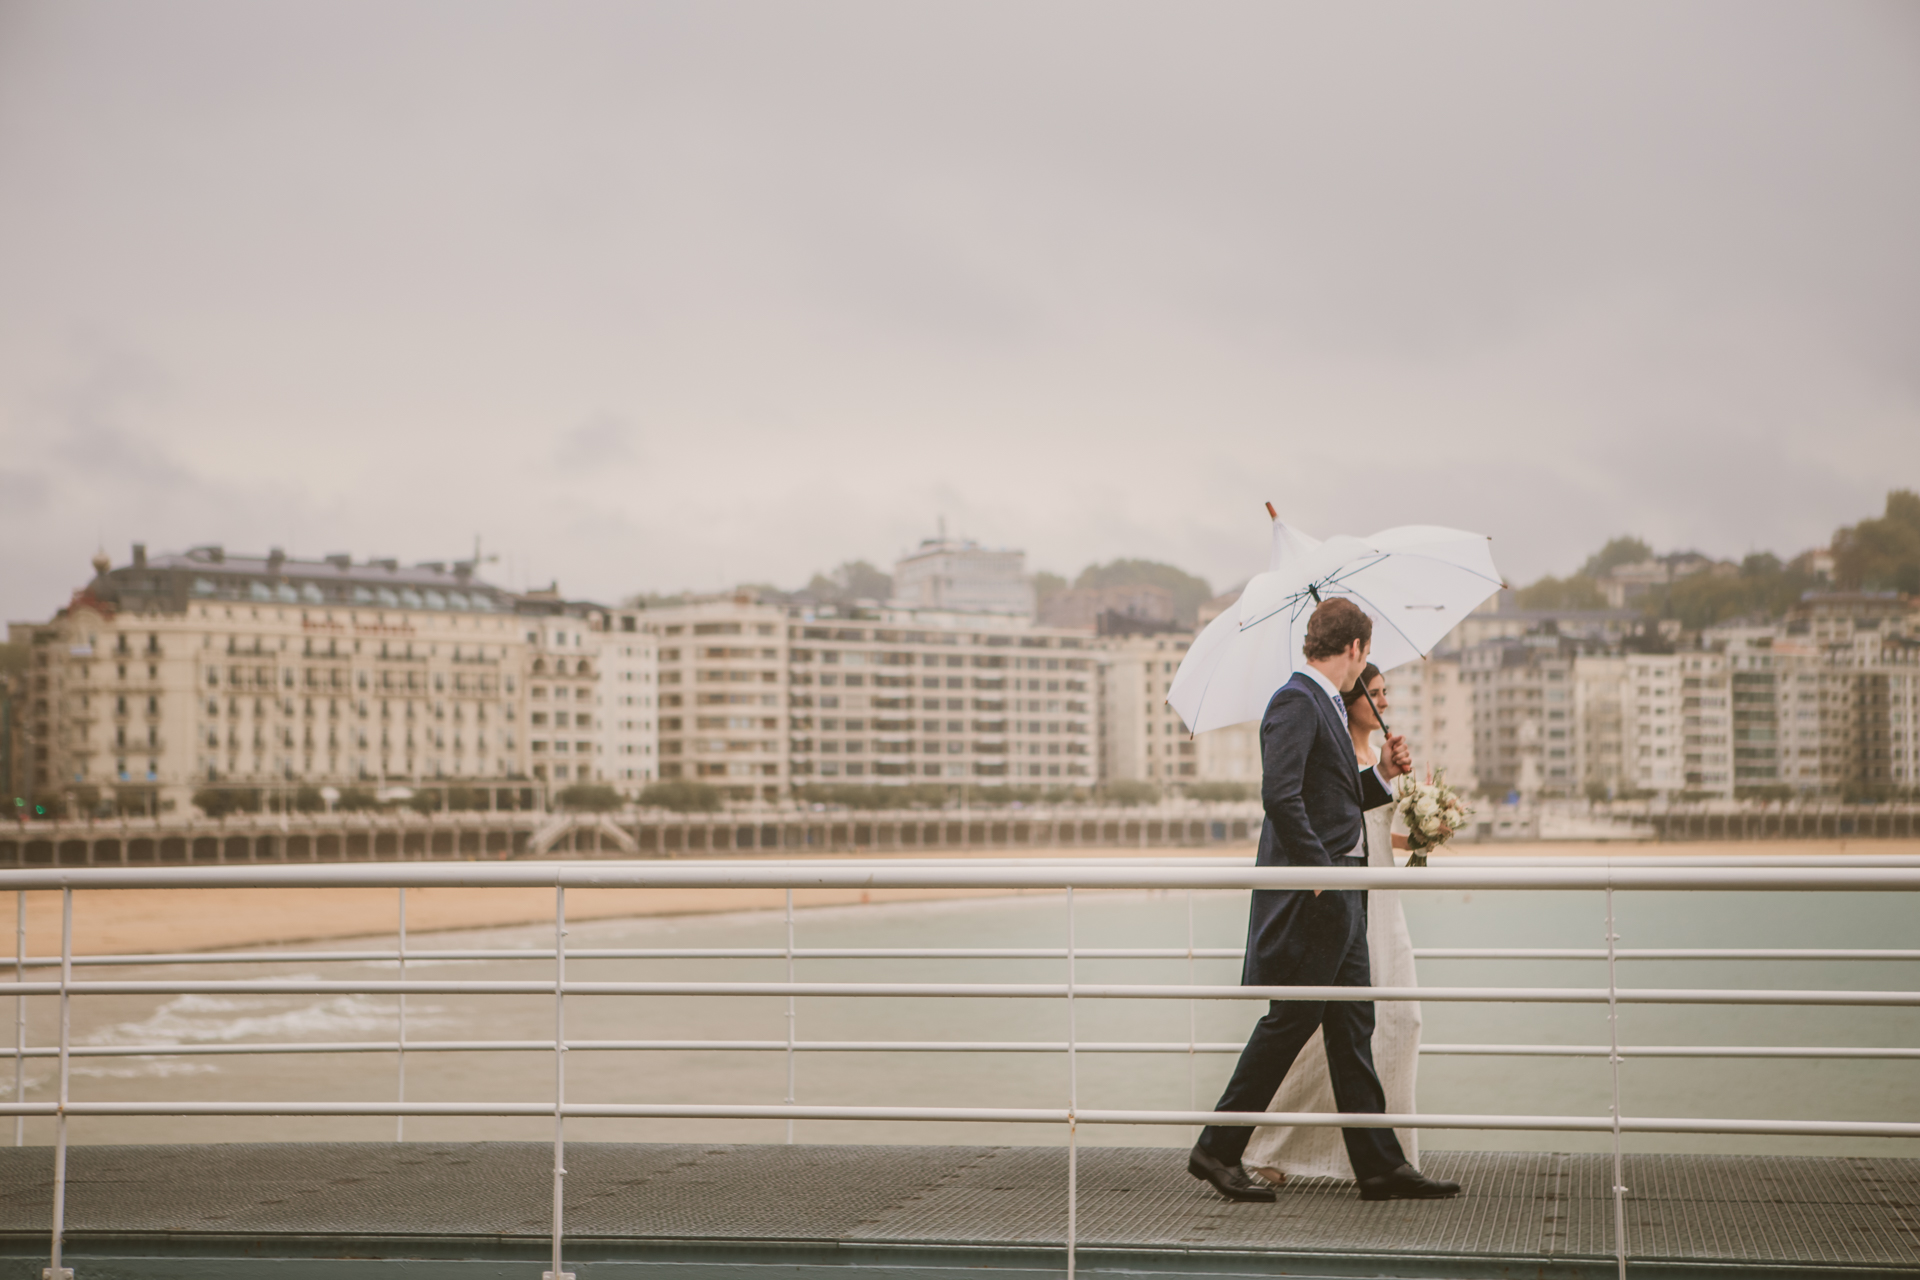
[1264,501,1277,519]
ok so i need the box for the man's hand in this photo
[1378,733,1412,781]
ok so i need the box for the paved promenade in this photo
[2,1142,1916,1277]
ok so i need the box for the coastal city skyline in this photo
[7,488,1916,818]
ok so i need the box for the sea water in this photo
[10,887,1916,1155]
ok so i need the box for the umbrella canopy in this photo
[1167,520,1503,736]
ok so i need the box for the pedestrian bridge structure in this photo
[3,855,1918,1279]
[2,1141,1914,1279]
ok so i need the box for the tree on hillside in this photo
[804,560,894,603]
[1073,560,1213,625]
[1834,490,1920,594]
[1644,551,1818,630]
[1032,570,1068,614]
[1512,574,1607,610]
[1579,536,1653,579]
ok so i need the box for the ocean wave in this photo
[87,991,451,1046]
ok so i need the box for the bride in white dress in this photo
[1242,664,1421,1183]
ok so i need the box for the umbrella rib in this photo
[1336,579,1435,661]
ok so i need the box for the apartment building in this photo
[1725,639,1842,794]
[514,596,614,786]
[1386,656,1475,792]
[602,611,661,789]
[9,544,537,811]
[1618,652,1732,798]
[1572,655,1628,798]
[1100,631,1209,785]
[1041,584,1176,632]
[648,595,791,800]
[1851,644,1919,795]
[643,594,1097,802]
[1463,637,1577,798]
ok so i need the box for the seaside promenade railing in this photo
[6,856,1920,1280]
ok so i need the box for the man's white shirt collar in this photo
[1300,663,1386,795]
[1301,664,1349,726]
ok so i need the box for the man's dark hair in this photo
[1302,598,1372,661]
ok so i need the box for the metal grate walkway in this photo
[1,1143,1916,1275]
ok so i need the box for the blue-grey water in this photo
[11,887,1916,1156]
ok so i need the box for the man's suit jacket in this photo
[1242,669,1393,985]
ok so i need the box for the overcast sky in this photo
[2,1,1916,621]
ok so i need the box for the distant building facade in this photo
[514,594,615,787]
[644,594,1097,802]
[891,538,1035,616]
[5,544,598,814]
[1041,584,1175,632]
[601,610,661,790]
[1462,637,1578,798]
[1098,632,1200,785]
[1386,657,1475,794]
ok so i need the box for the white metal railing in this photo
[6,859,1920,1280]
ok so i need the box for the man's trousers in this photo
[1197,880,1407,1181]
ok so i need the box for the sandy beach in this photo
[6,839,1913,958]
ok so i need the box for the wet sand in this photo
[6,839,1912,958]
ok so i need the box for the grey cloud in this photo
[551,414,640,472]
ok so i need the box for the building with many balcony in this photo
[643,594,1096,802]
[8,544,558,813]
[601,610,662,790]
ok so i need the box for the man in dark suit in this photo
[1188,598,1462,1203]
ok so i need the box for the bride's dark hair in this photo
[1341,663,1382,712]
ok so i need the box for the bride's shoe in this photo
[1247,1166,1288,1188]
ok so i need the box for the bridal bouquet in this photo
[1392,770,1473,867]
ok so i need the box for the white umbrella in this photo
[1167,516,1504,736]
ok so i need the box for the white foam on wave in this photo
[87,985,453,1047]
[68,1059,222,1081]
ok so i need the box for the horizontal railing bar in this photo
[7,978,1916,1004]
[1410,948,1920,961]
[16,1039,1917,1060]
[6,865,1920,891]
[0,1099,1912,1138]
[16,945,1920,969]
[13,947,1255,967]
[1416,1043,1920,1058]
[558,854,1920,871]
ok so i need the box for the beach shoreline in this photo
[7,838,1913,957]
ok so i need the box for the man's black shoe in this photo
[1187,1144,1276,1203]
[1357,1163,1461,1201]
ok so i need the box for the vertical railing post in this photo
[396,886,407,1142]
[13,889,24,1147]
[1065,883,1077,1280]
[1606,886,1627,1280]
[545,886,571,1280]
[47,887,73,1279]
[784,888,795,1145]
[1185,889,1196,1109]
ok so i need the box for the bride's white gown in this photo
[1240,799,1421,1179]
